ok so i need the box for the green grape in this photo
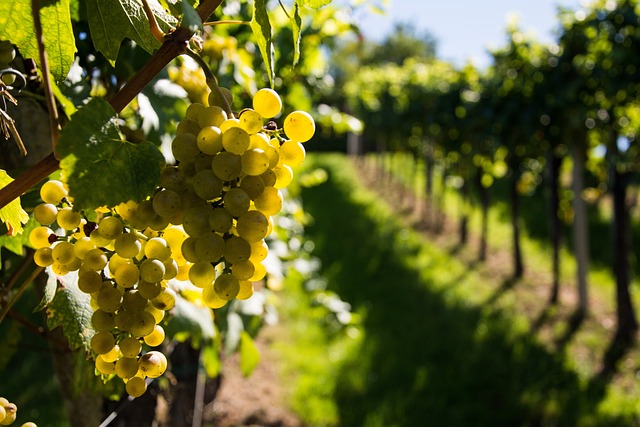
[219,118,240,132]
[115,356,139,379]
[144,325,165,347]
[208,208,233,233]
[97,285,123,313]
[140,258,165,283]
[193,169,224,201]
[254,186,283,216]
[185,102,205,121]
[78,270,103,293]
[146,304,165,323]
[221,127,250,155]
[119,336,142,358]
[231,260,255,281]
[52,241,75,265]
[1,73,16,86]
[0,406,6,424]
[40,180,68,205]
[171,133,200,163]
[160,166,186,192]
[214,273,240,300]
[101,344,121,363]
[90,331,116,354]
[208,86,233,110]
[114,308,134,332]
[57,207,82,230]
[34,247,54,267]
[239,109,264,134]
[91,309,116,331]
[114,263,140,288]
[202,284,228,309]
[82,248,108,271]
[34,203,58,225]
[130,311,156,338]
[278,140,306,167]
[196,126,223,155]
[182,206,211,236]
[22,422,39,427]
[152,287,176,311]
[163,258,179,280]
[90,228,112,247]
[273,164,293,189]
[283,110,315,142]
[163,225,188,251]
[211,151,242,181]
[224,236,251,264]
[180,236,199,263]
[239,175,265,200]
[144,237,171,261]
[197,105,227,128]
[236,210,269,242]
[237,280,254,300]
[252,88,282,118]
[98,216,124,240]
[108,254,129,276]
[126,376,148,398]
[188,261,216,288]
[96,355,116,375]
[241,148,270,176]
[175,118,200,136]
[138,280,162,300]
[0,402,16,426]
[223,187,251,218]
[0,42,16,64]
[138,351,167,378]
[114,233,142,258]
[74,237,96,259]
[152,189,182,218]
[259,169,277,187]
[249,261,267,281]
[249,132,270,150]
[194,232,224,262]
[29,226,53,249]
[249,240,269,263]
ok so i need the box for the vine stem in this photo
[32,0,61,157]
[0,0,224,210]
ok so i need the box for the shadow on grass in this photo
[298,154,631,427]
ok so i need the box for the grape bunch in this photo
[0,396,36,426]
[28,86,315,397]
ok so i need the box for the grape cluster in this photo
[29,87,315,397]
[0,397,36,426]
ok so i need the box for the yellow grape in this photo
[33,203,58,225]
[283,110,315,142]
[252,88,282,118]
[40,179,68,205]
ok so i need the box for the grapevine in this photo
[30,82,315,397]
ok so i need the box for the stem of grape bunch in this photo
[0,0,225,210]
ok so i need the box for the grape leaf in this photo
[0,218,38,260]
[291,2,302,67]
[34,268,58,312]
[298,0,332,8]
[85,0,178,64]
[57,97,165,211]
[165,292,216,346]
[45,270,94,351]
[251,0,275,87]
[201,336,222,378]
[181,0,202,33]
[0,170,29,235]
[0,0,76,82]
[239,331,260,377]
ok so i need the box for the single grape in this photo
[101,344,121,363]
[138,280,162,300]
[188,261,216,288]
[196,125,223,155]
[185,102,205,121]
[98,216,124,240]
[249,240,269,263]
[214,273,240,300]
[34,247,54,267]
[241,148,270,176]
[224,236,251,264]
[278,140,306,167]
[222,127,250,155]
[90,331,116,355]
[97,285,123,313]
[239,175,265,200]
[152,287,176,311]
[153,189,182,219]
[259,169,277,187]
[273,164,294,189]
[83,248,108,271]
[91,309,116,331]
[283,110,315,142]
[114,263,140,288]
[236,210,269,242]
[223,187,251,218]
[208,86,233,110]
[194,232,225,263]
[33,203,58,225]
[52,241,76,265]
[40,180,68,205]
[119,336,142,358]
[144,325,165,347]
[144,237,171,261]
[130,311,157,338]
[172,133,200,163]
[140,258,165,283]
[236,280,254,300]
[114,233,142,258]
[78,270,103,294]
[96,355,116,375]
[193,169,224,201]
[57,207,82,230]
[175,118,200,136]
[211,151,242,181]
[252,88,282,118]
[231,260,255,281]
[239,109,264,134]
[202,284,228,308]
[197,105,227,128]
[249,261,267,282]
[29,226,53,249]
[126,376,148,398]
[254,186,283,216]
[115,356,139,380]
[182,206,211,236]
[138,351,167,378]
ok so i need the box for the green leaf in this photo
[0,0,76,82]
[239,331,260,377]
[85,0,178,64]
[45,269,94,351]
[0,218,38,258]
[201,336,221,378]
[34,270,58,312]
[298,0,332,8]
[164,292,216,346]
[57,98,165,211]
[291,2,302,67]
[0,170,29,235]
[181,0,202,33]
[250,0,275,87]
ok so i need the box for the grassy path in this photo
[284,153,640,426]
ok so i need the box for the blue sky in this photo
[351,0,585,68]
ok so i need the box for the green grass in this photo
[276,152,640,426]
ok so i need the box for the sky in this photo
[350,0,587,68]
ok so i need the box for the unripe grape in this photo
[57,207,82,230]
[40,180,68,205]
[211,151,241,182]
[138,351,167,378]
[126,376,148,398]
[144,325,165,347]
[252,88,282,118]
[283,110,315,142]
[222,127,250,155]
[214,273,240,300]
[115,356,139,379]
[91,331,116,354]
[34,203,58,225]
